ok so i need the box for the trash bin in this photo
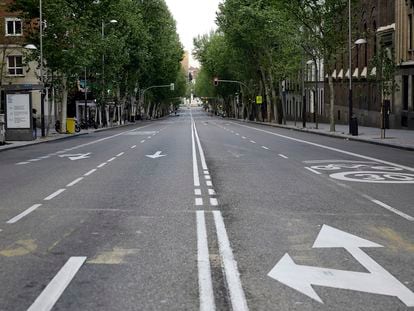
[66,118,76,134]
[0,114,5,145]
[350,115,358,136]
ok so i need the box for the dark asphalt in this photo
[0,107,413,310]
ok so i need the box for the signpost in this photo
[256,96,263,104]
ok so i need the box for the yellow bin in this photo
[66,118,76,134]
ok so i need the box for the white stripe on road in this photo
[196,198,203,206]
[27,257,87,311]
[7,204,42,224]
[66,177,84,187]
[249,140,256,144]
[191,119,201,187]
[28,159,41,162]
[235,133,240,136]
[231,122,414,172]
[242,136,246,139]
[16,162,30,165]
[193,122,208,171]
[44,189,66,201]
[208,189,216,195]
[107,157,116,162]
[39,156,50,159]
[371,199,414,221]
[131,145,137,149]
[84,169,97,176]
[278,154,288,159]
[205,175,211,180]
[141,140,146,143]
[195,189,202,195]
[196,211,216,311]
[204,171,209,175]
[210,198,218,206]
[213,211,249,311]
[206,181,213,187]
[304,167,322,175]
[261,146,269,150]
[97,163,107,168]
[116,152,124,157]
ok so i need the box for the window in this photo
[5,18,23,36]
[7,55,24,76]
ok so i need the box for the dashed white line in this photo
[97,163,107,168]
[278,154,288,159]
[196,211,216,311]
[192,119,201,187]
[147,136,152,139]
[27,257,87,311]
[204,171,209,175]
[66,177,84,187]
[116,152,124,157]
[250,140,256,144]
[141,140,146,143]
[44,189,66,201]
[213,211,249,311]
[131,145,137,149]
[371,199,414,221]
[195,189,202,195]
[39,156,50,159]
[210,198,218,206]
[55,151,65,154]
[7,204,42,224]
[242,136,246,139]
[205,175,211,180]
[235,133,240,136]
[28,159,41,162]
[196,198,203,206]
[206,181,213,187]
[261,146,269,150]
[208,189,216,195]
[16,162,30,165]
[107,157,116,162]
[84,169,97,176]
[304,167,322,175]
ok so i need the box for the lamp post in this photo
[39,0,45,137]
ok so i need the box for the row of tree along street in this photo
[10,0,186,132]
[194,0,395,132]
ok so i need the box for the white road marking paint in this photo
[84,169,97,176]
[242,136,246,139]
[208,189,216,195]
[131,145,137,149]
[278,154,288,159]
[27,256,87,311]
[140,140,146,143]
[235,133,240,136]
[55,151,66,154]
[196,198,203,206]
[66,177,84,187]
[146,151,167,159]
[205,175,211,180]
[195,189,202,195]
[231,122,414,172]
[261,146,269,150]
[250,140,256,144]
[329,171,414,184]
[116,152,124,157]
[97,163,107,168]
[204,170,209,175]
[268,225,414,306]
[38,156,50,159]
[206,181,213,187]
[147,136,152,139]
[59,153,91,161]
[213,211,249,311]
[107,157,116,162]
[191,119,200,187]
[7,204,42,224]
[28,159,41,162]
[196,211,216,311]
[16,162,30,165]
[193,122,208,171]
[303,160,378,164]
[210,198,218,206]
[304,167,322,175]
[371,199,414,221]
[44,189,66,201]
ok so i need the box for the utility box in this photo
[350,116,358,136]
[66,118,76,134]
[0,114,5,145]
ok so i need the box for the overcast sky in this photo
[165,0,221,66]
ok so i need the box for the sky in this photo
[165,0,222,66]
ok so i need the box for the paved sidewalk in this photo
[236,119,414,151]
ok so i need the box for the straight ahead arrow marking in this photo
[146,151,167,159]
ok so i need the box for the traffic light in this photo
[214,77,219,86]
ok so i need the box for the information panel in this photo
[6,94,30,129]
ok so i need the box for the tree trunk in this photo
[260,67,272,122]
[60,76,68,133]
[329,74,335,132]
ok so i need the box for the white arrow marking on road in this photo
[59,153,91,161]
[268,225,414,306]
[145,151,167,159]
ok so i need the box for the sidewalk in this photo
[237,119,414,151]
[0,122,133,152]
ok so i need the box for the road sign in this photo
[59,153,91,161]
[268,225,414,306]
[256,96,263,104]
[146,151,167,159]
[170,83,175,91]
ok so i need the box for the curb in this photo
[230,118,414,152]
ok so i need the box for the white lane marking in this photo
[250,140,256,144]
[28,159,41,162]
[27,257,87,311]
[303,160,378,164]
[196,211,216,311]
[206,181,213,187]
[66,177,84,187]
[16,162,30,165]
[107,157,116,162]
[210,198,218,206]
[205,175,211,180]
[7,204,42,224]
[193,122,208,171]
[241,136,246,139]
[97,163,107,168]
[116,152,124,157]
[84,169,97,176]
[371,199,414,221]
[304,167,322,175]
[196,198,203,206]
[55,151,65,154]
[147,136,152,139]
[191,119,201,187]
[235,133,240,136]
[44,189,66,201]
[208,189,216,195]
[195,189,202,195]
[141,140,146,143]
[131,145,137,149]
[204,170,209,175]
[230,131,234,133]
[278,154,288,159]
[39,156,50,159]
[213,211,249,311]
[261,146,270,150]
[231,122,414,172]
